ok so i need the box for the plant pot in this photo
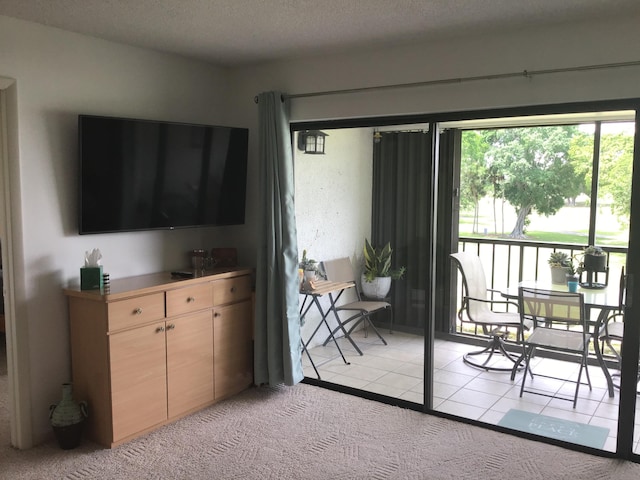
[550,266,571,285]
[566,274,580,292]
[360,275,391,299]
[584,253,607,272]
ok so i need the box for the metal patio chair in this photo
[451,252,527,372]
[597,267,638,391]
[518,286,592,408]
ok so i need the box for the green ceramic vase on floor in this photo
[49,383,88,449]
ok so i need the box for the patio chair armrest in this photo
[599,311,624,339]
[486,287,502,301]
[464,296,519,311]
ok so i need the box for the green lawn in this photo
[459,201,629,247]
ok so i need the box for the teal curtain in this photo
[254,91,303,386]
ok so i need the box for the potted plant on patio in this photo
[548,251,573,284]
[575,245,608,288]
[580,245,607,272]
[361,239,405,299]
[299,249,321,284]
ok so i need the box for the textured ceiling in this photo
[1,0,640,66]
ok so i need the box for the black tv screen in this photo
[79,115,248,234]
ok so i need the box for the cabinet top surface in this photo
[63,267,253,301]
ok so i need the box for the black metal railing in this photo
[454,237,627,334]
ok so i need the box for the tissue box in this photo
[81,266,103,290]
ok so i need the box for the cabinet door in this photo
[109,321,167,441]
[213,300,253,400]
[166,310,214,418]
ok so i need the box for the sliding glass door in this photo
[623,110,640,459]
[295,125,429,405]
[293,98,640,460]
[438,112,640,455]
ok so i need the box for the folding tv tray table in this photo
[299,280,358,379]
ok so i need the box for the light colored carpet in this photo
[1,380,640,479]
[1,334,640,479]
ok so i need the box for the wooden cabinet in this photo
[65,268,253,448]
[213,288,253,400]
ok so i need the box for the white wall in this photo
[231,16,640,122]
[294,128,373,343]
[0,15,254,446]
[294,128,372,264]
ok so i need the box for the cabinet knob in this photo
[187,296,196,303]
[214,312,220,318]
[230,286,236,293]
[155,326,165,333]
[134,307,143,315]
[166,323,175,330]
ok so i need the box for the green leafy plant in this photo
[566,259,578,276]
[547,251,571,268]
[548,251,579,276]
[363,239,405,282]
[299,249,320,273]
[584,245,605,256]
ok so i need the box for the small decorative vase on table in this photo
[49,383,88,450]
[299,249,320,289]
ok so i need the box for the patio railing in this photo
[455,237,627,333]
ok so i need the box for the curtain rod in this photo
[254,60,640,103]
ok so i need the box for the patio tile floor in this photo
[303,329,640,453]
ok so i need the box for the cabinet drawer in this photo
[166,283,213,317]
[212,275,252,306]
[107,293,165,332]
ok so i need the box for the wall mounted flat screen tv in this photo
[79,115,249,234]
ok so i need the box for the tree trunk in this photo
[493,197,497,234]
[473,201,479,234]
[509,205,531,238]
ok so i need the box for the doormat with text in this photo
[498,408,609,449]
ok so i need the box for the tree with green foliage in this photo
[460,131,490,233]
[600,133,633,222]
[482,126,580,238]
[569,129,633,221]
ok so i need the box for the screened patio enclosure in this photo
[293,100,640,460]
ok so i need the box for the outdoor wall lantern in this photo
[297,130,328,154]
